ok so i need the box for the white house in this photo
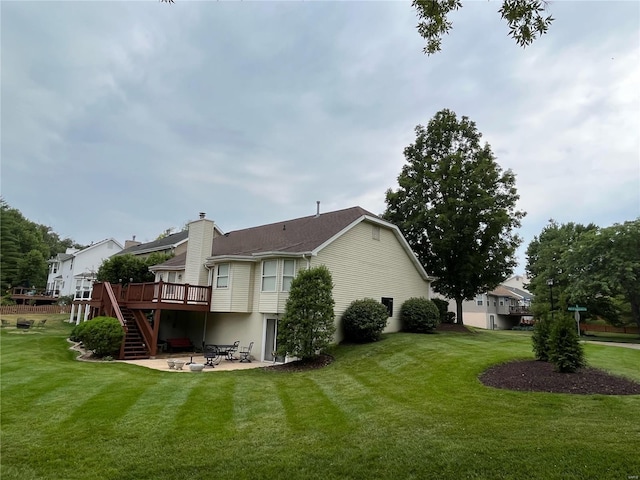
[47,238,123,299]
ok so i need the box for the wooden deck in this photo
[10,287,59,305]
[90,281,211,312]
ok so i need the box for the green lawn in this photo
[1,316,639,480]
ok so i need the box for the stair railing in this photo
[102,282,128,359]
[131,310,154,357]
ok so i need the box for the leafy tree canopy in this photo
[276,265,336,360]
[384,109,525,325]
[160,0,554,55]
[526,219,640,330]
[0,199,81,291]
[413,0,554,54]
[96,253,172,285]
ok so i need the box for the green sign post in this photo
[568,305,587,336]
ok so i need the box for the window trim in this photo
[281,259,296,292]
[215,263,229,289]
[261,260,277,292]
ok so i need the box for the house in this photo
[437,276,533,330]
[117,230,190,259]
[46,238,123,299]
[87,206,434,362]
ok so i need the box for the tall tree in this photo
[276,265,336,360]
[0,200,80,291]
[564,219,640,331]
[384,109,525,325]
[414,0,554,54]
[524,220,635,326]
[525,220,599,319]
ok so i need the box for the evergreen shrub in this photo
[75,316,124,357]
[400,297,440,333]
[548,315,586,373]
[531,317,552,361]
[342,298,389,343]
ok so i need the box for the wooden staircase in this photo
[121,307,150,360]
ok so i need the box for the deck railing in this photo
[509,305,532,315]
[91,281,210,307]
[11,287,60,297]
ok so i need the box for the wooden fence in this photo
[0,305,71,315]
[581,323,639,335]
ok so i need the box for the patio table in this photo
[203,344,236,367]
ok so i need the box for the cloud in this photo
[1,0,638,275]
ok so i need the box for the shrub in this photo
[56,295,75,306]
[531,317,552,361]
[69,321,90,342]
[431,298,451,324]
[400,297,440,333]
[1,295,16,306]
[342,298,389,343]
[76,316,125,357]
[277,265,335,360]
[548,315,586,373]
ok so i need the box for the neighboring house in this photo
[89,206,434,362]
[47,239,123,298]
[436,278,533,330]
[117,230,190,259]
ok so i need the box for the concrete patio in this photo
[118,353,275,372]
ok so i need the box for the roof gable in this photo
[210,206,377,257]
[118,230,189,256]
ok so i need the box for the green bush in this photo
[76,316,124,357]
[69,321,90,342]
[531,317,552,361]
[548,315,586,373]
[56,295,75,306]
[431,298,452,324]
[342,298,390,343]
[400,297,440,333]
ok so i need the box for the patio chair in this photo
[1,319,9,328]
[36,319,47,328]
[239,342,254,363]
[203,345,222,367]
[226,340,240,360]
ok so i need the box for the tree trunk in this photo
[456,298,464,325]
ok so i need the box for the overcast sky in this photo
[2,1,639,273]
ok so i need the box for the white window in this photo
[216,264,229,288]
[168,272,176,283]
[282,259,296,292]
[262,260,277,292]
[476,295,483,306]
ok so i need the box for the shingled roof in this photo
[210,206,378,257]
[118,230,189,256]
[151,207,382,269]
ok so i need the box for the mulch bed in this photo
[479,359,640,395]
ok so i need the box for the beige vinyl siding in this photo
[211,262,255,312]
[184,219,215,285]
[231,263,254,312]
[311,221,430,342]
[462,312,490,329]
[175,242,188,256]
[258,259,303,314]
